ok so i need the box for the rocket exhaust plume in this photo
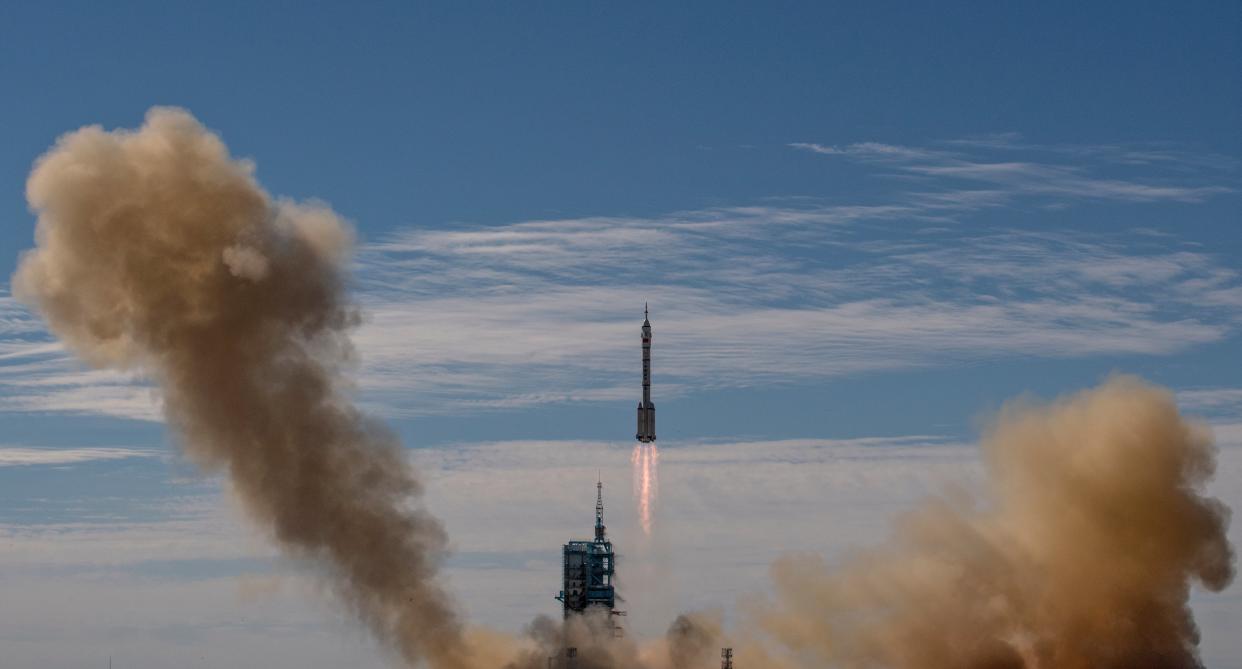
[501,609,723,669]
[13,108,472,669]
[632,443,659,536]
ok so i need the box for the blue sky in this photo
[1,3,1240,667]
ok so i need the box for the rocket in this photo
[636,304,656,443]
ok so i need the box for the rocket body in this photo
[637,307,656,442]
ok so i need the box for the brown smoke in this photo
[750,376,1234,669]
[500,610,723,669]
[13,108,472,669]
[663,612,723,668]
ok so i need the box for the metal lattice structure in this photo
[556,480,618,619]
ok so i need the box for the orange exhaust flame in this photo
[631,443,659,536]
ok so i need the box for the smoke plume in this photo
[501,610,723,669]
[749,376,1234,669]
[13,108,473,668]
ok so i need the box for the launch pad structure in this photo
[556,479,619,619]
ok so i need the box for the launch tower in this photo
[556,480,618,619]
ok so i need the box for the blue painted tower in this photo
[556,480,618,620]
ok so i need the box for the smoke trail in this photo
[12,108,474,669]
[502,609,722,669]
[749,376,1234,669]
[632,443,659,536]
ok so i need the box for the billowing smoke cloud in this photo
[748,377,1234,669]
[12,108,474,669]
[501,610,723,669]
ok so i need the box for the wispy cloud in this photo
[0,292,163,421]
[4,213,1241,419]
[940,133,1240,171]
[2,138,1238,420]
[791,135,1237,204]
[904,161,1229,203]
[788,141,942,161]
[0,446,159,467]
[1178,387,1242,439]
[344,210,1241,415]
[0,294,47,338]
[0,340,162,422]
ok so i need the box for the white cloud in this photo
[788,141,943,161]
[1179,388,1242,412]
[0,446,159,467]
[904,160,1230,203]
[1178,388,1242,447]
[0,294,47,338]
[3,213,1240,420]
[341,215,1241,415]
[0,341,162,421]
[1,138,1238,421]
[792,136,1236,204]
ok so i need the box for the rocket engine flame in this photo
[632,443,659,537]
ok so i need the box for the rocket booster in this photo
[637,304,656,442]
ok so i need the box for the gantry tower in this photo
[556,479,617,619]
